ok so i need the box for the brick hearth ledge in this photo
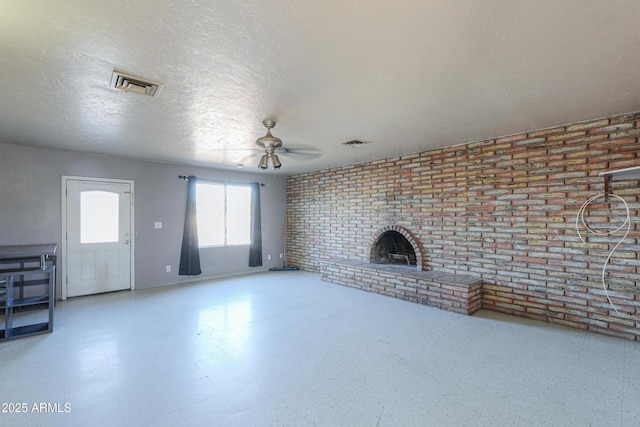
[320,258,483,315]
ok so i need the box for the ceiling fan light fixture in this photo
[271,154,282,169]
[258,154,269,169]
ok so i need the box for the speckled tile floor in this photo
[0,270,638,426]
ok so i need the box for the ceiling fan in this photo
[221,119,322,170]
[255,119,283,169]
[246,119,321,170]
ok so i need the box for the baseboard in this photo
[135,267,271,290]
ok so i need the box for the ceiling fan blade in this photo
[237,152,261,164]
[216,147,261,164]
[276,145,322,161]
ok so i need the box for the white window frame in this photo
[196,182,251,248]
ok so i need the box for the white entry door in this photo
[63,177,134,298]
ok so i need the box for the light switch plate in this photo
[154,222,162,229]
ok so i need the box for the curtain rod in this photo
[178,175,265,187]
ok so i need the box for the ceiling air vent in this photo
[110,70,163,97]
[342,139,371,147]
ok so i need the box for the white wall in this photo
[0,142,287,295]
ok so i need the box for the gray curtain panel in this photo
[248,182,263,267]
[179,175,202,275]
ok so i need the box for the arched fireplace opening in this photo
[369,227,422,270]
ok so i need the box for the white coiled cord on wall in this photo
[575,193,631,316]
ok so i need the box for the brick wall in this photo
[286,112,640,340]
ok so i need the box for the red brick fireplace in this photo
[369,226,423,270]
[319,226,482,315]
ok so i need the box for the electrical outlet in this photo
[267,254,271,260]
[165,265,171,273]
[154,222,162,229]
[279,253,283,258]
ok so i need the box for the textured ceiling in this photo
[1,1,640,174]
